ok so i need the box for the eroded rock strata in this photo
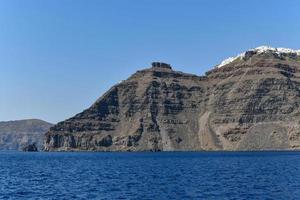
[44,47,300,151]
[0,119,52,150]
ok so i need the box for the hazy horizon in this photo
[1,0,300,123]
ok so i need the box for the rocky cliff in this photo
[0,119,53,150]
[44,46,300,151]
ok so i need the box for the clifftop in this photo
[217,46,300,68]
[151,62,172,70]
[44,46,300,152]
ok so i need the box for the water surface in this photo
[0,151,299,199]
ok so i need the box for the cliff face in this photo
[0,119,53,150]
[44,48,300,151]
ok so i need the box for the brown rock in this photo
[44,50,300,151]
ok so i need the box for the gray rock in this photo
[0,119,53,151]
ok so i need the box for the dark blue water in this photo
[0,152,299,200]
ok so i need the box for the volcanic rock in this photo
[44,47,300,151]
[0,119,53,151]
[22,143,38,152]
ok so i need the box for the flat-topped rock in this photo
[151,62,172,70]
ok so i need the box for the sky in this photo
[0,0,300,123]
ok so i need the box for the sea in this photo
[0,151,299,200]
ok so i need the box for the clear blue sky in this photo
[0,0,299,123]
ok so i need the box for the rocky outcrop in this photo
[0,119,53,151]
[22,143,38,152]
[44,47,300,151]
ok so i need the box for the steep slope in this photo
[45,63,210,151]
[206,46,300,150]
[0,119,53,150]
[44,46,300,151]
